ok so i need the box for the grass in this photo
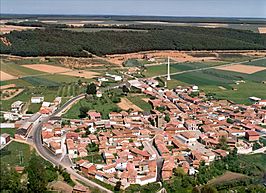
[0,87,59,112]
[76,153,104,164]
[27,103,42,113]
[0,128,16,137]
[207,171,248,186]
[126,94,152,112]
[203,81,266,104]
[63,94,120,119]
[0,141,31,167]
[238,153,266,172]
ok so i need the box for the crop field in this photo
[243,58,266,67]
[57,83,84,97]
[144,61,226,77]
[0,61,45,77]
[216,64,266,74]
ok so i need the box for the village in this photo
[2,75,265,190]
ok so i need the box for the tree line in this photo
[1,25,265,57]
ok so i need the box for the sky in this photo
[1,0,266,18]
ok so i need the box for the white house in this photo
[11,101,24,114]
[258,100,266,106]
[0,133,11,145]
[31,96,44,104]
[106,73,122,81]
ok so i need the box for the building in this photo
[11,101,24,114]
[31,96,44,104]
[0,133,11,145]
[245,130,260,141]
[106,73,122,81]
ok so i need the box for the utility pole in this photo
[167,57,171,81]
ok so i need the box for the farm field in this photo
[143,61,226,77]
[23,64,99,78]
[243,58,266,67]
[0,71,16,81]
[216,64,266,74]
[0,141,32,167]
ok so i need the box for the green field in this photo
[126,94,152,112]
[169,67,266,104]
[0,128,16,137]
[143,61,227,77]
[0,60,45,77]
[243,58,266,67]
[63,94,120,119]
[0,141,31,167]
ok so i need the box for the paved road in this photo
[31,94,113,193]
[152,57,266,79]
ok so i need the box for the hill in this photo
[1,25,266,57]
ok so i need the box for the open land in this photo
[23,64,99,78]
[207,171,248,186]
[118,97,143,111]
[0,71,17,81]
[216,64,266,74]
[0,25,39,34]
[258,27,266,34]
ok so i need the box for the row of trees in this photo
[1,25,265,57]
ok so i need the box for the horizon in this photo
[1,0,266,18]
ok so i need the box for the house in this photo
[245,130,260,141]
[177,132,197,146]
[106,73,122,81]
[87,111,101,121]
[73,184,88,193]
[31,96,44,104]
[11,101,24,113]
[258,99,266,106]
[0,133,11,145]
[96,91,102,98]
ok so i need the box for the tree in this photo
[165,114,170,122]
[79,106,89,118]
[201,185,218,193]
[122,85,129,93]
[217,136,229,150]
[86,83,97,95]
[0,164,24,192]
[114,181,121,192]
[26,153,48,193]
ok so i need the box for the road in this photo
[152,57,266,79]
[31,94,113,193]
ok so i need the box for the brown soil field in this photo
[23,64,99,78]
[0,71,17,81]
[1,89,24,100]
[0,84,16,90]
[49,181,73,193]
[216,64,266,74]
[105,50,217,65]
[258,27,266,34]
[60,70,99,78]
[0,25,38,34]
[208,171,248,185]
[118,98,143,112]
[23,64,71,73]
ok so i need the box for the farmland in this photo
[126,94,152,112]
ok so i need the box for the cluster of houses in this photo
[39,79,266,188]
